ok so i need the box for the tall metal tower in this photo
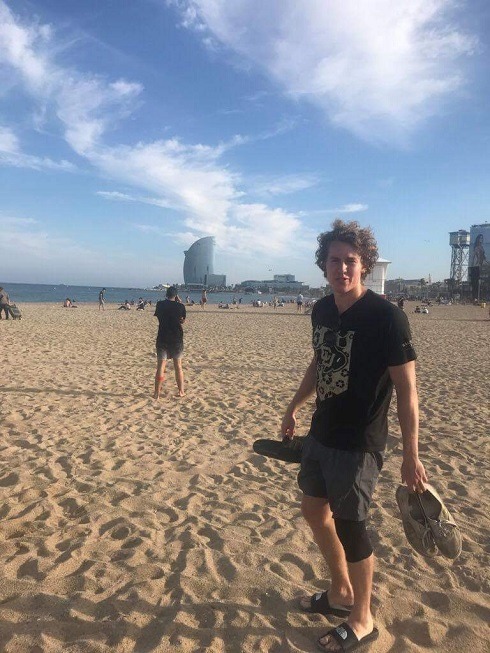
[449,230,470,282]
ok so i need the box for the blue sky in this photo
[1,0,489,287]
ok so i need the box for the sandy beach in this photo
[1,301,489,652]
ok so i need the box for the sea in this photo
[1,282,301,306]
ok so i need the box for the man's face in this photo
[324,241,365,295]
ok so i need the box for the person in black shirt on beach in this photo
[153,286,186,399]
[281,220,427,652]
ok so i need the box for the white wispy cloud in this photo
[171,0,477,143]
[0,213,94,261]
[0,213,177,286]
[0,125,75,170]
[329,203,368,214]
[300,203,368,217]
[0,215,38,227]
[133,224,171,237]
[0,1,143,154]
[0,1,308,260]
[96,190,175,210]
[247,173,320,198]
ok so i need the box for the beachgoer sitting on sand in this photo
[119,300,131,310]
[63,298,72,308]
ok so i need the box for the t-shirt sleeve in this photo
[386,308,417,366]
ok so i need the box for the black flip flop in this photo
[302,590,353,618]
[252,436,304,464]
[318,623,379,651]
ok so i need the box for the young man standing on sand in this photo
[281,220,427,652]
[154,286,186,399]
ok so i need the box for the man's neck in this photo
[334,286,367,314]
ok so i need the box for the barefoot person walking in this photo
[98,288,106,311]
[281,220,427,651]
[153,286,186,398]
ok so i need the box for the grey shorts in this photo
[297,435,383,521]
[156,344,183,361]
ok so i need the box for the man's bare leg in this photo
[173,358,185,396]
[154,360,167,399]
[300,496,354,609]
[318,555,375,651]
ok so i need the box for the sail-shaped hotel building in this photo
[183,236,226,287]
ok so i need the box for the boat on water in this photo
[150,284,171,291]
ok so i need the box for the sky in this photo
[1,0,489,288]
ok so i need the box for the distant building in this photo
[272,274,296,284]
[237,273,308,293]
[363,259,390,295]
[207,274,226,287]
[183,236,226,287]
[385,278,425,295]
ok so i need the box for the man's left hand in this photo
[401,456,427,493]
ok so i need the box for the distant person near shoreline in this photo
[0,287,12,319]
[98,288,106,311]
[296,292,304,313]
[200,289,207,309]
[154,286,186,399]
[470,233,487,300]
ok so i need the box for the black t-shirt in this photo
[154,299,186,347]
[309,290,416,452]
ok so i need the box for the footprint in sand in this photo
[17,558,46,581]
[0,472,19,487]
[59,498,89,524]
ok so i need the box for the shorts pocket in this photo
[370,451,383,472]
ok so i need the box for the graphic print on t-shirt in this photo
[313,325,354,400]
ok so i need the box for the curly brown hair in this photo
[315,219,378,279]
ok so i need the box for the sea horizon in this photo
[0,281,304,305]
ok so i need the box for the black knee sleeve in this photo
[334,518,373,563]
